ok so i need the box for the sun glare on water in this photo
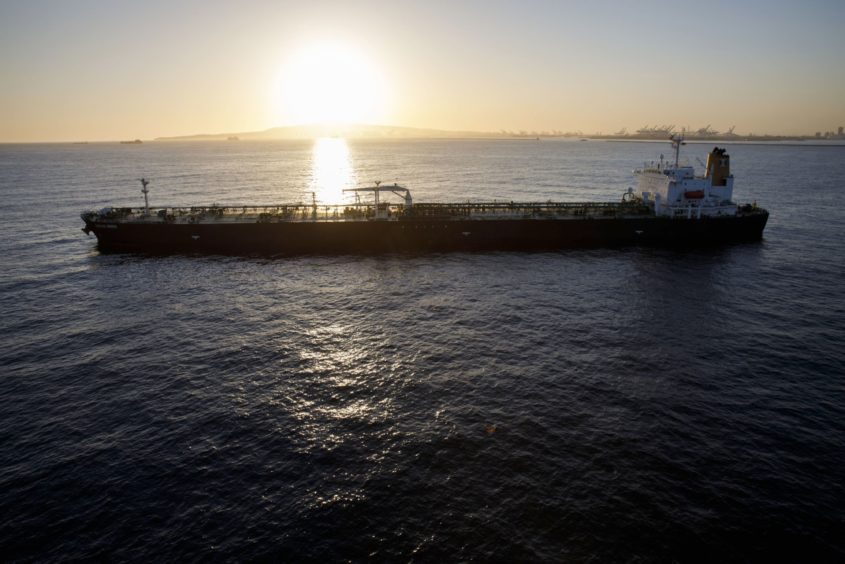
[310,137,355,204]
[278,42,389,126]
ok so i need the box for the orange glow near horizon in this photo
[1,3,843,142]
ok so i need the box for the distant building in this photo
[839,126,844,136]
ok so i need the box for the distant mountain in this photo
[155,124,504,141]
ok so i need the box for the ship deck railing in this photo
[86,201,654,224]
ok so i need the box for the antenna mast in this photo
[670,135,685,168]
[139,178,150,215]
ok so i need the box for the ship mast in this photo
[374,181,380,218]
[670,134,685,168]
[138,178,150,215]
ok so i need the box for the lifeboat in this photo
[684,190,704,199]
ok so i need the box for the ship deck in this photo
[88,201,656,225]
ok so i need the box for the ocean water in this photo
[1,138,844,561]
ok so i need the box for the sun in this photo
[277,42,389,126]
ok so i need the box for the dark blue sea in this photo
[1,138,844,561]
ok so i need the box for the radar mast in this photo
[138,178,150,215]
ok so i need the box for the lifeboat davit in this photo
[684,190,704,199]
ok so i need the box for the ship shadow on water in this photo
[87,237,768,260]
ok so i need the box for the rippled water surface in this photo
[1,139,844,561]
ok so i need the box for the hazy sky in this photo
[1,0,844,141]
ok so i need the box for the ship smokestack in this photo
[705,147,730,187]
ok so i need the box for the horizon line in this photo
[3,122,845,144]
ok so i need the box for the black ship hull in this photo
[84,212,769,255]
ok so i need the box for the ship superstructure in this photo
[634,136,739,219]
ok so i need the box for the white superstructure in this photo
[634,136,737,219]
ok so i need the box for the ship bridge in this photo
[634,136,737,218]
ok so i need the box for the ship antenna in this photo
[138,178,150,215]
[670,134,685,168]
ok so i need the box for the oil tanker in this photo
[81,138,768,254]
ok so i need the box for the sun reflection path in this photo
[310,137,356,204]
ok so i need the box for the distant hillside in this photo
[152,124,830,143]
[155,124,504,141]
